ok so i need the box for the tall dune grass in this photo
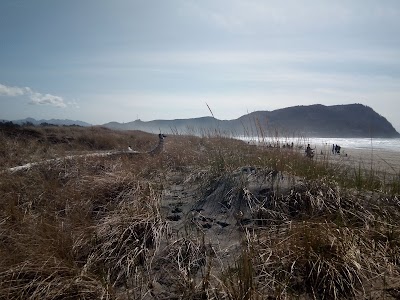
[0,124,399,299]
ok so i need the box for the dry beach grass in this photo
[0,124,399,299]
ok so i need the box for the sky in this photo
[1,0,400,131]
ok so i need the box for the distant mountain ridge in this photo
[6,104,399,138]
[6,118,91,127]
[103,104,400,138]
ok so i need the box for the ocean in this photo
[241,137,400,152]
[306,138,400,152]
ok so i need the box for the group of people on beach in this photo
[305,143,343,159]
[332,144,341,155]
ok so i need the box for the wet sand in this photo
[314,146,400,175]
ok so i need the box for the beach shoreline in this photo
[313,146,400,175]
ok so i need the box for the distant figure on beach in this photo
[332,144,335,154]
[335,144,341,154]
[305,144,314,158]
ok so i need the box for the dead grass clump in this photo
[87,199,166,286]
[365,196,400,269]
[251,222,366,299]
[163,135,209,169]
[151,236,217,299]
[0,260,110,300]
[246,182,400,298]
[0,129,47,168]
[77,175,140,219]
[0,178,166,298]
[76,133,116,150]
[254,178,372,228]
[0,210,110,300]
[67,177,167,287]
[0,138,168,298]
[220,247,262,300]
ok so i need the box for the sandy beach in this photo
[313,146,400,175]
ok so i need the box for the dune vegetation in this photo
[0,123,399,299]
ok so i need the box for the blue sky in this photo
[1,0,400,131]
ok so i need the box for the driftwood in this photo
[5,134,166,173]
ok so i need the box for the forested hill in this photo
[103,104,400,138]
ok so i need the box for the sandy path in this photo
[4,150,141,173]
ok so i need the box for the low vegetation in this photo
[0,124,399,299]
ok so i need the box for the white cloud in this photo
[29,92,66,107]
[67,100,80,109]
[0,84,26,97]
[0,83,67,108]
